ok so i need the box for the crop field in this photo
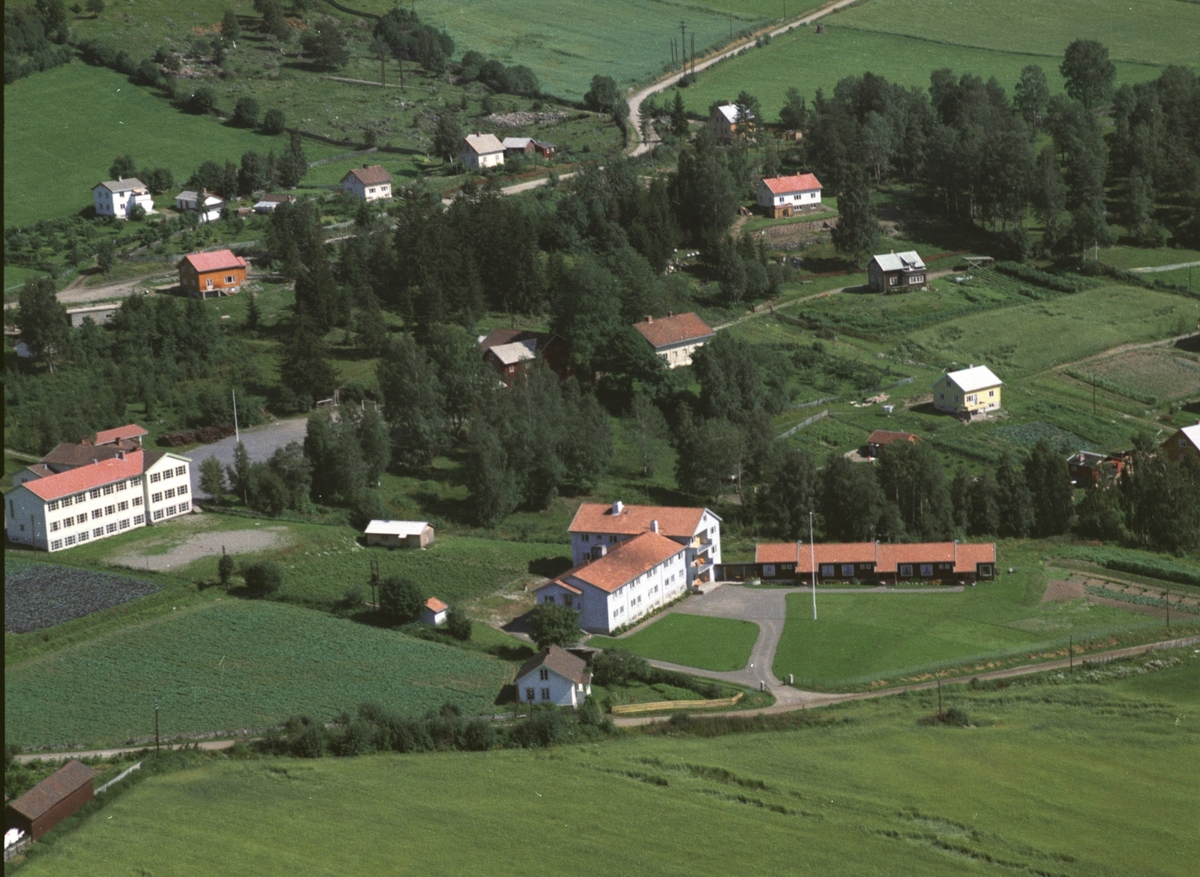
[662,24,1164,122]
[4,600,512,748]
[588,613,760,671]
[15,654,1199,876]
[3,63,344,228]
[771,545,1165,685]
[1096,245,1200,272]
[4,561,160,634]
[1080,348,1200,403]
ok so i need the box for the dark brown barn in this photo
[5,760,98,842]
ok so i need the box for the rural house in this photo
[1161,423,1200,464]
[1067,451,1128,487]
[253,193,296,213]
[709,104,752,142]
[4,760,98,843]
[514,645,592,708]
[460,133,505,170]
[421,597,448,625]
[867,251,927,293]
[364,520,435,549]
[479,329,572,382]
[65,303,121,328]
[340,165,393,201]
[568,500,722,588]
[178,250,249,298]
[756,173,823,218]
[174,190,225,223]
[932,365,1003,417]
[501,137,557,159]
[484,340,536,384]
[92,178,154,219]
[633,312,716,368]
[721,541,996,586]
[865,430,920,459]
[6,425,192,553]
[536,530,689,634]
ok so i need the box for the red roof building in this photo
[743,541,996,585]
[756,173,823,217]
[866,430,920,459]
[632,312,716,369]
[5,760,98,842]
[178,250,249,299]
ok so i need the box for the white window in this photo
[920,564,933,577]
[119,519,130,529]
[118,500,129,511]
[133,496,143,507]
[65,535,76,546]
[153,510,164,521]
[50,520,60,532]
[93,527,103,538]
[74,493,86,504]
[90,488,102,500]
[106,522,118,534]
[134,514,145,525]
[105,505,115,516]
[225,275,235,284]
[116,481,127,492]
[78,530,89,542]
[539,669,549,681]
[164,488,175,499]
[103,485,114,495]
[131,477,142,487]
[92,509,103,520]
[175,466,186,477]
[150,472,161,483]
[48,500,59,511]
[61,496,72,507]
[152,492,163,503]
[51,539,63,550]
[540,688,551,701]
[166,505,176,516]
[179,501,190,511]
[900,564,913,577]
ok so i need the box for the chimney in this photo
[612,500,624,516]
[93,458,99,465]
[117,450,125,460]
[646,315,653,323]
[650,519,659,533]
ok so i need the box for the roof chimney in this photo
[93,458,99,465]
[117,450,125,460]
[612,500,624,515]
[646,315,653,323]
[650,519,659,533]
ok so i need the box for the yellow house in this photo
[932,365,1003,416]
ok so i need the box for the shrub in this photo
[445,605,472,641]
[233,96,260,128]
[217,553,235,587]
[509,709,568,748]
[348,488,388,532]
[463,718,496,751]
[379,576,424,625]
[186,86,218,115]
[528,603,581,649]
[241,560,283,595]
[261,107,287,135]
[591,649,650,686]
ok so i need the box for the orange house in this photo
[178,250,249,299]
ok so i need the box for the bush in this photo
[379,576,424,625]
[186,86,218,115]
[233,96,260,128]
[217,553,234,587]
[241,560,283,595]
[509,709,568,748]
[591,649,650,686]
[348,489,388,532]
[528,602,581,649]
[261,107,287,135]
[445,605,472,641]
[463,718,496,751]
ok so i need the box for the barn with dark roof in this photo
[5,760,98,842]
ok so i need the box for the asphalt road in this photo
[186,416,310,500]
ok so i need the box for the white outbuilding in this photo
[364,520,435,549]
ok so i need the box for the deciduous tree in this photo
[528,602,581,648]
[1061,39,1116,109]
[379,576,424,624]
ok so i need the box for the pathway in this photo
[1129,260,1200,273]
[627,0,862,157]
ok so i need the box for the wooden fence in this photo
[778,410,828,439]
[610,693,743,715]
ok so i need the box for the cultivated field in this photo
[4,561,160,633]
[1083,348,1200,403]
[4,600,512,749]
[771,544,1173,686]
[588,613,760,671]
[15,654,1198,876]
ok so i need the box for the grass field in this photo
[3,62,344,228]
[664,23,1166,122]
[588,613,760,671]
[772,544,1166,685]
[1083,348,1200,402]
[4,600,512,748]
[14,654,1198,876]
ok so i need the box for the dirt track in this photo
[104,520,292,572]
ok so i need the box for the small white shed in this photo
[421,597,448,626]
[364,520,435,549]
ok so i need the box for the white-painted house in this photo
[93,179,155,219]
[514,645,592,708]
[536,530,690,634]
[5,435,191,553]
[174,190,225,223]
[568,501,722,587]
[756,173,823,218]
[340,165,393,201]
[460,133,505,170]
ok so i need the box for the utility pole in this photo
[1069,635,1073,672]
[809,511,817,621]
[155,700,160,753]
[691,33,695,80]
[232,388,240,444]
[679,21,686,72]
[936,671,943,719]
[1165,589,1170,630]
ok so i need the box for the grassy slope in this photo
[665,24,1166,121]
[772,544,1164,684]
[588,613,761,671]
[15,656,1199,876]
[3,62,343,228]
[4,599,511,748]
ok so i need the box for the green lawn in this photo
[3,62,344,228]
[15,654,1199,876]
[772,544,1165,685]
[589,613,760,671]
[4,600,512,749]
[664,23,1167,123]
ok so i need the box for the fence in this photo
[96,761,142,795]
[611,693,742,715]
[778,410,828,439]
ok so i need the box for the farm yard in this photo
[4,561,160,634]
[4,600,512,749]
[12,652,1199,877]
[588,614,761,672]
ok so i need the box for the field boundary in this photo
[611,693,743,714]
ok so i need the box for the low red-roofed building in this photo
[756,173,823,217]
[535,531,689,633]
[866,430,920,459]
[421,597,448,626]
[4,760,97,842]
[632,312,716,369]
[178,249,249,298]
[731,541,996,585]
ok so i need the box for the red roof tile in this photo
[867,430,920,449]
[949,542,995,572]
[7,760,97,821]
[568,502,711,538]
[93,424,148,446]
[756,543,799,564]
[425,597,448,613]
[21,451,144,501]
[344,165,393,186]
[796,542,879,573]
[178,250,248,274]
[761,173,822,195]
[562,531,685,593]
[632,312,715,350]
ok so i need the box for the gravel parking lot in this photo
[187,416,310,500]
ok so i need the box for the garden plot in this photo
[1079,348,1200,403]
[4,562,160,633]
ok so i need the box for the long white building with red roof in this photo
[5,426,191,552]
[568,500,721,586]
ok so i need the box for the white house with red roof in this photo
[93,179,155,219]
[340,165,393,201]
[632,312,716,369]
[5,426,191,552]
[514,645,592,707]
[535,530,689,633]
[567,500,721,587]
[756,173,822,218]
[178,249,249,298]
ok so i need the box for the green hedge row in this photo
[994,261,1092,293]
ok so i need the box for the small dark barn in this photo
[5,760,98,842]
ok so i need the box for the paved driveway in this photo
[186,416,310,499]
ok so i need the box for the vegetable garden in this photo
[4,561,160,634]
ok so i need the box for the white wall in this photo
[516,666,589,707]
[7,475,147,553]
[144,455,192,525]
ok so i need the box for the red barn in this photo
[5,760,98,842]
[866,429,920,459]
[178,249,249,298]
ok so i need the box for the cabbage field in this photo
[5,600,513,749]
[4,561,161,634]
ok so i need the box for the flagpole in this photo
[810,511,817,621]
